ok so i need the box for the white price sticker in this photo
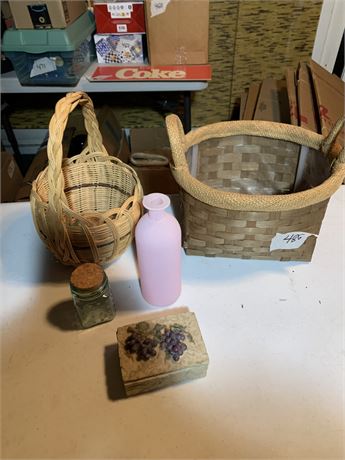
[150,0,170,17]
[117,24,128,32]
[270,232,317,251]
[30,57,56,78]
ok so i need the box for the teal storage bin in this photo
[2,11,96,86]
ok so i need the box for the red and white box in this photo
[94,33,145,64]
[94,2,145,34]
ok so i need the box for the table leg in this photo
[183,91,192,133]
[1,102,24,174]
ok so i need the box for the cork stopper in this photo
[70,263,105,291]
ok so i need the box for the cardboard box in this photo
[8,0,87,29]
[1,151,23,202]
[94,33,144,64]
[254,78,290,123]
[239,91,248,120]
[293,62,330,192]
[285,67,299,126]
[1,1,15,29]
[297,62,319,132]
[96,110,176,194]
[96,106,130,160]
[123,127,178,194]
[15,127,75,202]
[309,59,344,149]
[242,82,261,120]
[144,0,209,65]
[94,2,145,34]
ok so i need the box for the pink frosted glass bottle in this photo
[135,193,181,306]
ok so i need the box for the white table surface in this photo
[1,187,344,459]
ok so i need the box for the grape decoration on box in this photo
[117,312,209,396]
[125,321,193,362]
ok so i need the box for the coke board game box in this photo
[94,33,144,64]
[94,1,145,34]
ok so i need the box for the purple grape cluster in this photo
[159,327,187,361]
[124,322,191,363]
[124,328,158,361]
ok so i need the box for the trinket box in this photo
[117,311,209,396]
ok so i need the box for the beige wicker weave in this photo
[166,115,345,261]
[30,92,143,266]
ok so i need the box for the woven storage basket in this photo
[166,115,345,261]
[30,92,143,266]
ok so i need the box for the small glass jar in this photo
[70,263,115,329]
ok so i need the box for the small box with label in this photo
[94,33,144,64]
[2,11,96,86]
[94,1,145,34]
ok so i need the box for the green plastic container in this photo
[2,11,96,86]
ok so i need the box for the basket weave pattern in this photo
[166,115,345,261]
[183,192,328,260]
[196,135,300,195]
[31,92,143,266]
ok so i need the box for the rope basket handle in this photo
[43,92,108,262]
[47,91,107,208]
[166,115,345,168]
[321,116,345,162]
[166,114,345,212]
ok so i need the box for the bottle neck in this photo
[143,193,170,220]
[147,209,166,221]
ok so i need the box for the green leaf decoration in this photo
[136,321,150,333]
[186,332,194,343]
[171,323,184,331]
[153,323,164,333]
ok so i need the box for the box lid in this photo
[2,11,95,53]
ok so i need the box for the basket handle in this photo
[46,91,106,202]
[45,92,106,261]
[165,114,345,212]
[321,116,345,163]
[165,114,188,169]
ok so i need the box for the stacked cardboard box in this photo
[240,59,344,142]
[93,0,210,66]
[93,1,146,64]
[239,59,344,188]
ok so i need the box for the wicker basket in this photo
[30,92,143,266]
[166,115,345,261]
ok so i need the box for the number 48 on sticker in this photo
[270,231,317,251]
[283,233,304,244]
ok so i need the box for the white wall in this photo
[312,0,345,81]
